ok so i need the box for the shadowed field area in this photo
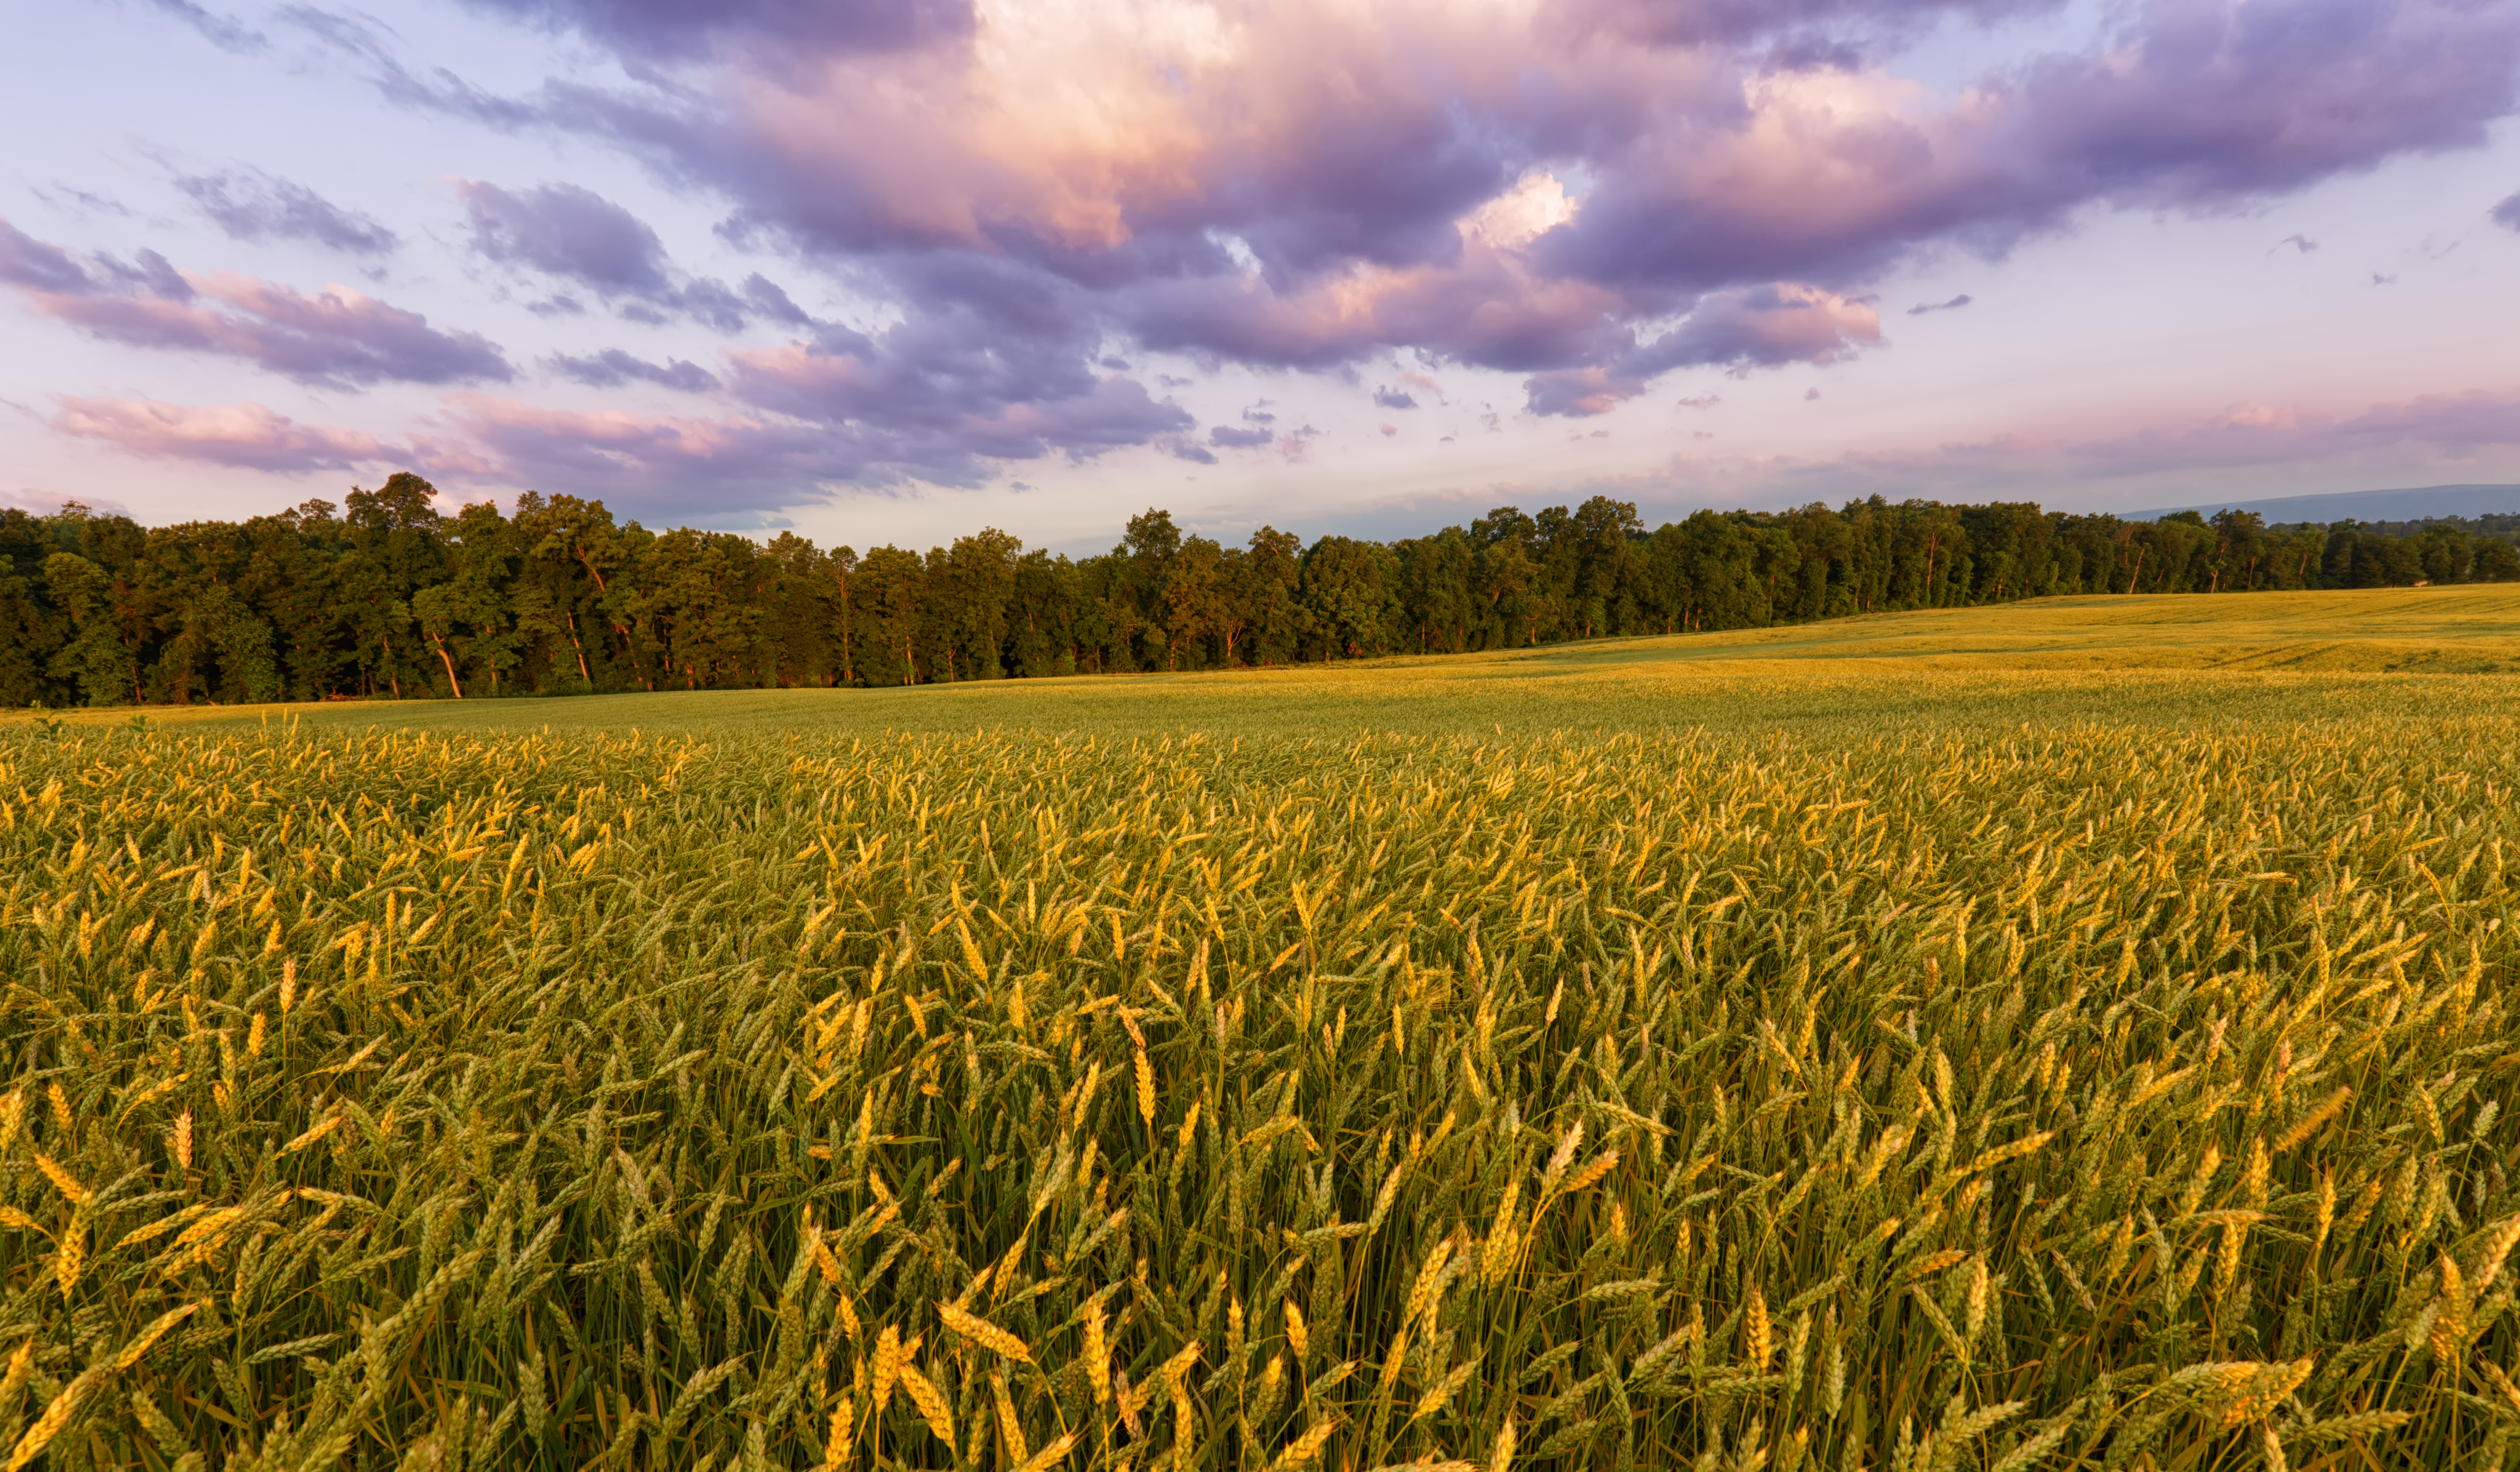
[18,585,2520,743]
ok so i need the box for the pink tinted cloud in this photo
[0,488,137,516]
[1547,0,2520,290]
[315,0,2520,484]
[438,393,842,507]
[52,396,408,472]
[559,0,2516,338]
[45,389,830,512]
[2060,391,2520,475]
[0,217,510,387]
[1796,390,2520,498]
[88,0,2520,511]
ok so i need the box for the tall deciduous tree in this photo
[3,483,2511,708]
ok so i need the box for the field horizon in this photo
[17,585,2520,745]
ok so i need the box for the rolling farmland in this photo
[4,589,2519,1470]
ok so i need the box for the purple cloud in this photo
[698,262,1196,484]
[1639,284,1879,371]
[467,0,2517,445]
[276,9,553,129]
[0,216,511,387]
[141,0,266,53]
[1546,0,2063,51]
[674,272,816,332]
[174,166,400,255]
[2495,190,2520,229]
[1908,293,1972,315]
[548,348,721,392]
[456,179,810,332]
[722,254,1149,438]
[1523,284,1880,414]
[436,369,1190,506]
[30,183,137,221]
[1118,260,1638,374]
[88,0,2520,506]
[459,179,676,300]
[0,219,96,294]
[458,0,971,62]
[1542,0,2520,295]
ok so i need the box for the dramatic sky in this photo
[6,0,2519,549]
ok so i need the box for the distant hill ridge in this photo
[2132,483,2520,525]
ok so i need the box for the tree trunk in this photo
[565,609,592,685]
[428,634,465,698]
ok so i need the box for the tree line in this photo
[4,473,2515,706]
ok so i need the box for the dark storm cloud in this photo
[174,167,401,255]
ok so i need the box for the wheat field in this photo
[5,597,2520,1470]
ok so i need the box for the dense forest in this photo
[4,473,2516,706]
